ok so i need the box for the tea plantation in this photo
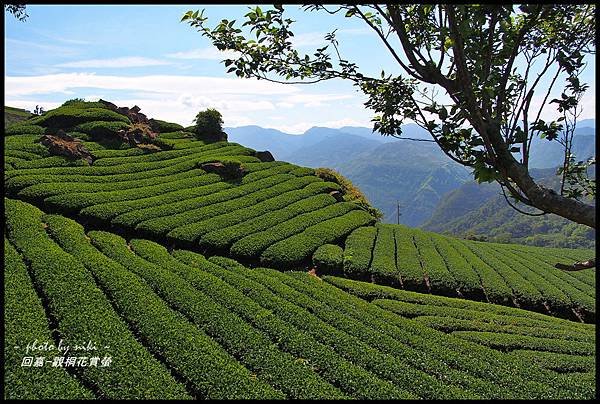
[324,223,595,322]
[4,198,596,399]
[5,103,375,268]
[3,101,596,399]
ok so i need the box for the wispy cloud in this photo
[5,73,302,97]
[5,38,82,56]
[56,57,172,68]
[281,93,355,107]
[165,47,239,60]
[291,27,371,48]
[5,73,364,129]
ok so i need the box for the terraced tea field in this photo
[5,104,375,269]
[4,101,596,399]
[325,224,595,322]
[4,198,595,399]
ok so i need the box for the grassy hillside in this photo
[4,198,595,399]
[314,223,595,323]
[5,102,376,269]
[4,106,33,127]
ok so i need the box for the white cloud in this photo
[265,122,315,134]
[5,73,302,97]
[321,118,371,128]
[291,32,328,48]
[165,47,239,60]
[5,38,81,57]
[4,73,369,134]
[291,28,371,48]
[56,57,172,68]
[282,92,355,107]
[5,100,62,114]
[87,95,274,128]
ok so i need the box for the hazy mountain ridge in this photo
[422,168,596,248]
[225,122,595,230]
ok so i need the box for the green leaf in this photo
[439,106,448,120]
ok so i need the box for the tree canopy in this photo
[5,4,28,21]
[182,4,596,229]
[194,108,224,138]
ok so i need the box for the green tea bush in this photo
[31,107,130,128]
[370,224,400,286]
[290,273,591,399]
[199,193,337,251]
[4,199,190,399]
[412,232,459,296]
[342,226,377,278]
[4,149,44,161]
[137,174,298,236]
[507,350,595,373]
[312,244,344,273]
[4,238,93,399]
[231,202,359,260]
[261,210,376,268]
[73,121,130,139]
[5,123,45,136]
[430,234,483,297]
[79,229,284,400]
[149,118,183,133]
[126,238,345,399]
[20,169,206,200]
[393,226,427,291]
[442,237,513,304]
[44,173,221,211]
[166,178,326,243]
[451,331,594,356]
[175,251,413,399]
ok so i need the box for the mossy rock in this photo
[198,158,246,180]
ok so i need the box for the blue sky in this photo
[5,5,596,134]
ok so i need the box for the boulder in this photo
[200,160,246,180]
[121,123,157,145]
[40,130,93,164]
[99,99,150,125]
[329,190,345,202]
[255,150,275,162]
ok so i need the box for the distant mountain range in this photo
[228,124,469,226]
[226,120,595,229]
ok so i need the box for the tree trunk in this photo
[506,157,596,228]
